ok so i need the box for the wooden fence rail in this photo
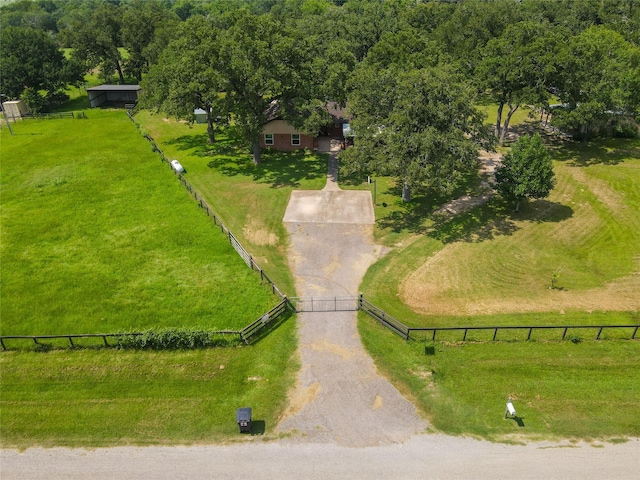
[0,331,241,351]
[358,295,410,340]
[0,300,292,351]
[409,324,640,342]
[358,295,639,343]
[239,298,291,344]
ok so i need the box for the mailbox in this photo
[236,407,252,433]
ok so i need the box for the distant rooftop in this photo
[86,85,141,91]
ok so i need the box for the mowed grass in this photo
[358,136,640,440]
[0,110,298,446]
[0,111,277,335]
[359,315,640,441]
[362,137,640,323]
[0,316,297,448]
[134,111,329,295]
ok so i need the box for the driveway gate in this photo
[289,296,359,313]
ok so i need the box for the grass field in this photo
[134,111,329,295]
[357,132,640,440]
[0,316,297,448]
[0,110,298,446]
[362,137,640,323]
[359,315,639,441]
[0,111,278,336]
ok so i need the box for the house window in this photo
[265,133,274,146]
[291,134,301,146]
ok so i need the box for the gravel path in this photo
[2,147,637,478]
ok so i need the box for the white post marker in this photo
[504,396,517,419]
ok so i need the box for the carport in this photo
[87,85,141,108]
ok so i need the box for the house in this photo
[260,101,349,151]
[87,85,141,108]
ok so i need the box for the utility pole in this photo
[0,94,15,135]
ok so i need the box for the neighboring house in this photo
[260,101,349,151]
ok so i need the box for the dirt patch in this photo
[401,252,640,315]
[280,382,321,419]
[243,216,279,246]
[434,150,501,217]
[308,340,355,360]
[372,395,383,410]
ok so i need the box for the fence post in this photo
[0,338,5,351]
[493,328,498,341]
[562,327,568,340]
[103,335,109,347]
[633,326,638,339]
[463,329,468,341]
[68,336,74,348]
[527,327,533,340]
[597,326,604,340]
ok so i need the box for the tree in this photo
[477,21,566,145]
[341,65,491,202]
[216,10,318,164]
[0,26,81,111]
[121,0,180,82]
[553,26,640,140]
[62,1,126,84]
[140,16,225,144]
[495,133,555,212]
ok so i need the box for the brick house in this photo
[260,102,348,151]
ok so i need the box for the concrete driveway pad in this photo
[283,190,374,224]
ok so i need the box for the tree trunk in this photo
[495,102,504,141]
[115,60,125,85]
[252,140,262,165]
[206,112,216,143]
[402,182,411,202]
[499,104,519,146]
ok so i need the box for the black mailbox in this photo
[236,407,252,433]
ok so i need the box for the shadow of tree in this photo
[379,194,574,244]
[167,127,328,189]
[550,138,640,167]
[206,149,328,188]
[428,200,518,243]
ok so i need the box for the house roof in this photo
[86,85,141,92]
[264,100,349,124]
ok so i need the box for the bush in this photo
[114,328,242,350]
[611,119,639,139]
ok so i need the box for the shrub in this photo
[114,328,242,350]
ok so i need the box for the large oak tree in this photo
[341,65,491,202]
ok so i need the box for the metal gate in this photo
[289,296,359,313]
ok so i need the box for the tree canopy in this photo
[495,133,555,212]
[341,65,491,202]
[0,26,82,111]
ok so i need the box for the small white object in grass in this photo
[171,159,185,173]
[505,396,517,418]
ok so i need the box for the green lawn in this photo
[0,110,298,446]
[0,111,277,336]
[357,135,640,440]
[360,315,639,441]
[0,315,297,448]
[134,111,329,295]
